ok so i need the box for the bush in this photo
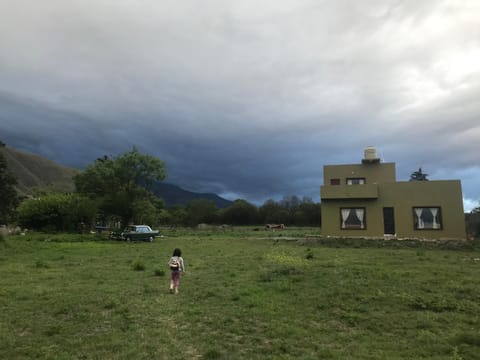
[132,261,145,271]
[35,260,50,269]
[154,269,165,276]
[17,193,97,232]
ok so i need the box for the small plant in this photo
[35,260,50,269]
[104,300,118,310]
[44,326,61,337]
[154,268,165,276]
[132,261,145,271]
[305,248,315,260]
[259,266,298,282]
[203,349,222,360]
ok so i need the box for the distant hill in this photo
[0,145,77,196]
[1,144,232,208]
[147,182,232,208]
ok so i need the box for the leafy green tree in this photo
[297,201,321,226]
[221,199,259,225]
[280,195,302,224]
[157,208,173,225]
[185,199,219,226]
[167,206,188,226]
[259,199,289,224]
[131,195,165,225]
[279,196,321,226]
[259,196,321,226]
[74,148,166,227]
[17,193,96,232]
[0,150,19,224]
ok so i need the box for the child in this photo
[168,248,185,294]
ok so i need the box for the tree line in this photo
[0,147,321,232]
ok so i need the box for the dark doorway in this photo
[383,207,395,235]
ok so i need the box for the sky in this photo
[0,0,479,210]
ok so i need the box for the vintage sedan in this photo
[110,225,159,242]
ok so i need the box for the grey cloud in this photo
[1,0,479,210]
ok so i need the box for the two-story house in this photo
[320,147,466,240]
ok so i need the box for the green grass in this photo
[1,228,480,359]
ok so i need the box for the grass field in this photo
[1,228,480,359]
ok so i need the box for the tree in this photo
[259,199,289,224]
[221,199,259,225]
[17,193,97,232]
[258,197,321,226]
[74,148,167,227]
[410,167,429,181]
[167,206,188,226]
[185,199,219,226]
[295,200,321,227]
[0,150,19,224]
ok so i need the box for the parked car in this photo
[110,225,159,242]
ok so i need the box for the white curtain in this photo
[415,208,424,229]
[430,208,439,229]
[341,209,351,229]
[355,209,365,228]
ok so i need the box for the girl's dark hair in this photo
[172,248,182,257]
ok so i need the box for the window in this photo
[330,178,340,185]
[340,207,366,229]
[413,207,442,230]
[346,178,365,185]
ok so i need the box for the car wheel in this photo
[126,236,131,242]
[148,236,154,242]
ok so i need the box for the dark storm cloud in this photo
[1,0,479,209]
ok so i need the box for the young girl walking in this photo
[168,248,185,294]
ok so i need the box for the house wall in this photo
[323,162,396,184]
[321,162,466,240]
[380,180,465,239]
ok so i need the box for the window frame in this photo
[346,177,366,185]
[330,178,341,185]
[412,206,443,230]
[339,207,367,230]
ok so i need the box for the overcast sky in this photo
[1,0,479,210]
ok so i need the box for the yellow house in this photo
[320,147,466,240]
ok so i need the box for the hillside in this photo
[148,181,232,208]
[1,145,77,196]
[1,145,232,207]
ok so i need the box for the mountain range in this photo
[1,145,232,208]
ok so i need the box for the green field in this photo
[1,229,480,359]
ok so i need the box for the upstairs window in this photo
[346,178,365,185]
[330,178,340,185]
[413,207,442,230]
[340,207,366,229]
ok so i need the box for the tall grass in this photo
[1,229,479,359]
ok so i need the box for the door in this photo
[383,207,395,235]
